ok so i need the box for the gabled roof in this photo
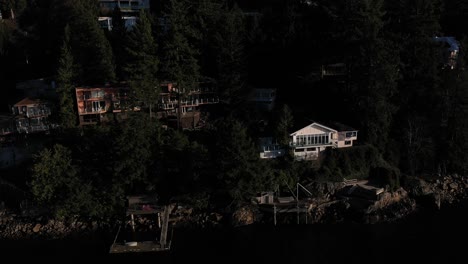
[290,122,337,136]
[324,121,357,132]
[14,97,45,106]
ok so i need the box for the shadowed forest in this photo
[1,0,468,220]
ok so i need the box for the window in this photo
[91,90,104,98]
[346,131,357,138]
[345,140,352,145]
[306,148,316,151]
[295,149,305,153]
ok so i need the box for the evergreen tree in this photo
[392,0,443,174]
[69,0,115,84]
[214,4,247,106]
[110,7,128,82]
[214,118,269,203]
[341,0,399,152]
[56,24,76,129]
[31,144,99,218]
[191,0,223,77]
[274,104,294,147]
[112,112,161,193]
[124,9,159,117]
[160,0,200,128]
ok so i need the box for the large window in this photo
[296,134,330,145]
[345,131,357,138]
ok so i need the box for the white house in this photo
[259,122,358,160]
[289,122,358,161]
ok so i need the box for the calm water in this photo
[2,201,468,263]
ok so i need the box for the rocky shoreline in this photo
[1,174,468,240]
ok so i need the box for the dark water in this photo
[2,202,468,263]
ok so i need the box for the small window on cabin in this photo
[306,148,316,151]
[345,140,352,145]
[295,149,305,153]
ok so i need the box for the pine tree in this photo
[343,0,399,152]
[69,0,115,84]
[124,9,159,117]
[56,25,77,129]
[274,104,294,147]
[160,0,200,128]
[213,117,268,202]
[393,0,443,174]
[110,7,128,82]
[214,4,246,106]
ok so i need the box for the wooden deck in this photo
[110,241,169,254]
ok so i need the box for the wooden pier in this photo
[109,195,174,254]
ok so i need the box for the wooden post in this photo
[158,212,161,228]
[297,183,300,225]
[273,205,277,226]
[130,214,135,232]
[305,210,308,224]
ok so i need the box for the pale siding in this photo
[292,124,332,136]
[337,140,353,148]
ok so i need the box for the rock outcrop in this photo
[0,210,105,240]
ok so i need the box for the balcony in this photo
[81,107,106,114]
[78,94,105,101]
[27,109,51,118]
[0,127,14,135]
[294,153,319,161]
[290,141,336,148]
[29,125,49,133]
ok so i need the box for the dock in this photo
[109,195,174,254]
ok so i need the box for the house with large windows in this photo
[290,122,358,160]
[75,81,219,128]
[75,85,133,126]
[12,98,54,134]
[259,122,358,160]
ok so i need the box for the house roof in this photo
[290,122,337,136]
[323,121,357,132]
[14,97,45,106]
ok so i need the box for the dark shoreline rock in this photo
[1,175,467,240]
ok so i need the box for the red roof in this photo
[14,97,45,106]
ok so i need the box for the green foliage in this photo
[274,104,294,147]
[124,9,159,116]
[69,1,115,84]
[214,4,246,105]
[112,112,161,192]
[318,144,388,182]
[160,0,200,93]
[31,144,76,204]
[110,7,128,81]
[342,0,399,151]
[213,117,269,202]
[0,21,11,56]
[56,24,77,129]
[439,70,468,174]
[31,144,101,218]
